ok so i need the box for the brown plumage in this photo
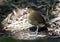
[27,8,46,26]
[27,8,47,36]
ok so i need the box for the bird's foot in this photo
[35,25,39,36]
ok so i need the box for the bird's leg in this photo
[35,25,39,36]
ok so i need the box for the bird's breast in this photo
[27,12,45,25]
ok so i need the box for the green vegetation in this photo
[0,37,60,42]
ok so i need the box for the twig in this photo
[12,10,17,16]
[50,17,60,23]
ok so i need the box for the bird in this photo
[27,7,47,36]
